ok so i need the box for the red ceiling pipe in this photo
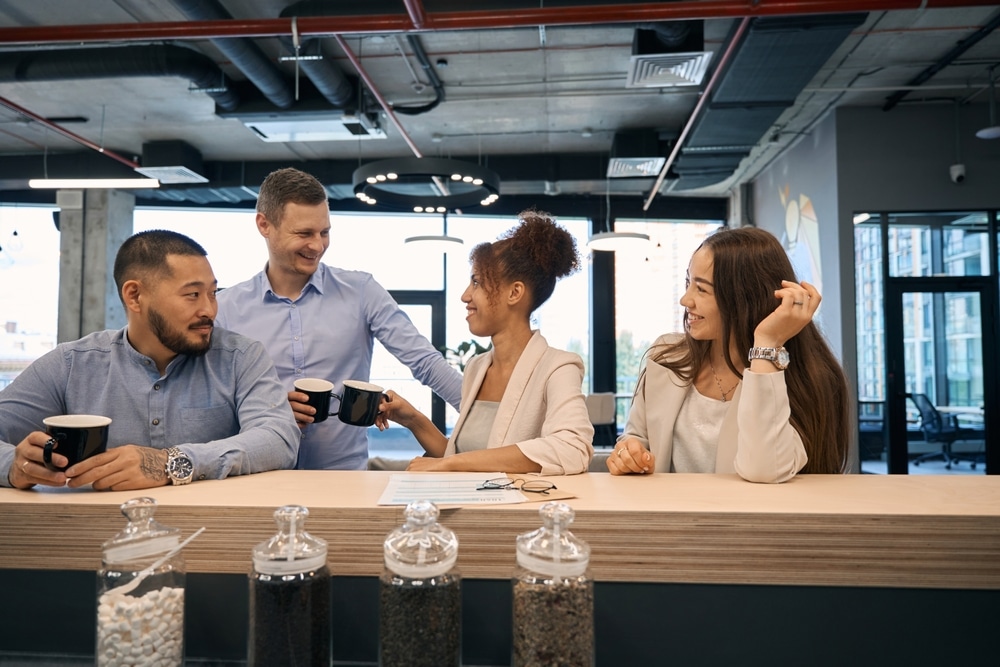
[0,96,140,169]
[402,0,428,30]
[0,1,997,44]
[332,35,423,158]
[642,17,750,210]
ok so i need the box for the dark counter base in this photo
[1,570,997,667]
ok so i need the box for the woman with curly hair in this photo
[377,210,594,475]
[609,226,849,483]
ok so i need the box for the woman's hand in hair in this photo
[753,280,821,348]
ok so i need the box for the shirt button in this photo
[154,384,161,390]
[152,419,160,426]
[294,336,299,341]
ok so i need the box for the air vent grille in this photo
[626,52,713,88]
[134,166,209,184]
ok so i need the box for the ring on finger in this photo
[618,448,625,458]
[21,460,29,472]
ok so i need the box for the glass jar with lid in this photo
[512,501,594,667]
[248,504,330,667]
[96,496,186,667]
[380,499,461,667]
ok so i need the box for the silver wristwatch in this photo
[164,447,194,485]
[748,346,790,370]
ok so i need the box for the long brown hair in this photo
[647,226,849,474]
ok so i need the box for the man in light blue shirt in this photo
[1,230,299,490]
[216,167,462,470]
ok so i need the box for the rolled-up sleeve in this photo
[515,360,594,476]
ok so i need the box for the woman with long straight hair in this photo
[609,226,850,482]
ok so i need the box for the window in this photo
[611,219,723,424]
[0,204,60,387]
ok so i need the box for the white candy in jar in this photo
[96,586,184,667]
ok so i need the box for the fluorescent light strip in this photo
[29,178,160,189]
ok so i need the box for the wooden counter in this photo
[1,471,998,590]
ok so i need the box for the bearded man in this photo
[0,230,299,491]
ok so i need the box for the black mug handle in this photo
[329,392,343,417]
[42,435,62,469]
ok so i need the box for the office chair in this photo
[907,393,984,470]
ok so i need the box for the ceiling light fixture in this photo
[587,178,650,252]
[587,231,651,252]
[405,212,464,254]
[28,178,160,189]
[353,157,500,212]
[976,65,1000,140]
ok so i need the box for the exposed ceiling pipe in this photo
[171,0,294,108]
[393,35,445,115]
[643,17,751,211]
[0,96,140,169]
[882,9,1000,111]
[0,1,996,45]
[275,34,356,106]
[332,35,423,157]
[0,44,240,111]
[403,0,429,30]
[333,35,451,199]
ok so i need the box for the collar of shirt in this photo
[258,263,326,303]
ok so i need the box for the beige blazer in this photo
[621,334,808,483]
[445,331,594,475]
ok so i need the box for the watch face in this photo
[169,454,193,480]
[777,348,790,368]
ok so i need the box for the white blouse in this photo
[454,400,499,453]
[670,384,732,473]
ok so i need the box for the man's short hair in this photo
[256,167,329,226]
[113,230,208,305]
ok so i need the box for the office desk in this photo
[2,471,999,666]
[2,470,998,589]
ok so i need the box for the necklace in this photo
[709,360,739,402]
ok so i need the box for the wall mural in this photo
[778,184,822,295]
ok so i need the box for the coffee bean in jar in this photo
[512,502,594,667]
[380,500,461,667]
[248,505,331,667]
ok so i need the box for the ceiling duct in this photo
[627,21,712,88]
[171,0,295,109]
[672,12,867,190]
[233,110,385,142]
[607,130,666,178]
[0,45,240,111]
[136,140,209,184]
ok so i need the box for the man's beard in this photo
[148,306,213,357]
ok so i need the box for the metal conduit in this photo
[0,1,996,45]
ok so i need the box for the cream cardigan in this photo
[620,333,808,483]
[444,331,594,475]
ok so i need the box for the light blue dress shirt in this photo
[216,264,463,470]
[0,327,300,487]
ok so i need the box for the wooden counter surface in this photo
[1,471,998,589]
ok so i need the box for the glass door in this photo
[884,279,996,474]
[367,292,454,460]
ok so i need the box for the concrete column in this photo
[56,189,134,343]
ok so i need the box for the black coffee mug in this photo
[332,380,387,427]
[294,378,335,424]
[42,414,112,472]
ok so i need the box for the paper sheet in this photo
[377,472,577,506]
[377,472,527,506]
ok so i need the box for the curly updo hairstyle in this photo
[469,209,580,312]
